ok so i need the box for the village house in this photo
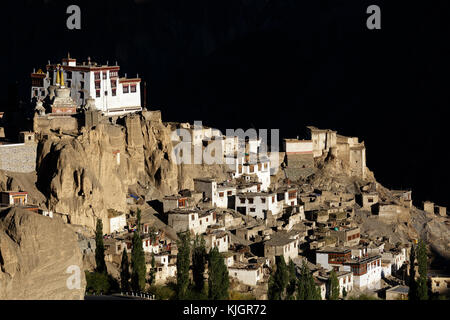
[316,269,354,298]
[381,260,392,277]
[423,201,447,217]
[0,191,28,206]
[228,260,265,287]
[193,178,236,208]
[381,247,407,274]
[316,247,383,290]
[235,192,283,220]
[167,208,216,235]
[358,192,379,211]
[391,190,413,208]
[225,153,271,191]
[385,285,409,300]
[276,186,298,207]
[162,194,194,212]
[107,209,127,233]
[204,229,230,253]
[264,231,300,265]
[375,201,409,221]
[235,224,272,243]
[429,270,450,295]
[215,209,243,229]
[331,226,361,247]
[147,253,177,285]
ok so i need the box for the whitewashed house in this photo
[167,209,216,235]
[235,192,283,219]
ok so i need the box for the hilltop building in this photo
[31,55,142,116]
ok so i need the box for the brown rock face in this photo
[36,114,179,232]
[0,208,86,299]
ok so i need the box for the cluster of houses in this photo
[0,56,448,299]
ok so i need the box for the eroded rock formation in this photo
[0,207,86,299]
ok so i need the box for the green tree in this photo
[148,252,156,286]
[286,259,297,300]
[416,239,429,300]
[85,271,110,294]
[192,235,207,293]
[176,232,191,299]
[268,255,289,300]
[408,244,417,300]
[208,247,230,300]
[120,248,130,292]
[297,261,321,300]
[131,228,146,292]
[329,269,340,300]
[95,218,107,274]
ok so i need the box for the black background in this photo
[1,0,449,208]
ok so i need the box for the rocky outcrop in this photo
[0,207,86,299]
[35,113,231,232]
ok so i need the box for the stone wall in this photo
[33,115,79,134]
[0,143,37,173]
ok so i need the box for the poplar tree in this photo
[176,232,191,299]
[297,261,322,300]
[131,211,146,292]
[192,235,207,293]
[95,218,107,274]
[329,269,340,300]
[408,244,417,300]
[208,247,230,300]
[286,259,297,300]
[268,255,289,300]
[120,248,130,292]
[148,252,156,286]
[417,239,429,300]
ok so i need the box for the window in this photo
[111,80,117,88]
[250,208,255,212]
[264,163,268,169]
[102,72,107,79]
[66,80,71,88]
[66,71,72,79]
[191,214,195,220]
[238,165,243,174]
[178,198,186,208]
[227,191,232,196]
[248,198,254,204]
[95,81,101,89]
[258,163,262,171]
[96,90,100,98]
[112,88,116,96]
[250,165,254,173]
[80,72,85,79]
[368,198,374,203]
[219,192,224,197]
[261,198,266,204]
[206,218,208,222]
[110,70,118,77]
[288,191,296,199]
[94,72,100,80]
[272,196,275,203]
[123,85,129,93]
[80,81,84,89]
[131,84,136,93]
[240,198,246,204]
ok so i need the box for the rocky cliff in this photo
[35,112,230,232]
[0,207,86,299]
